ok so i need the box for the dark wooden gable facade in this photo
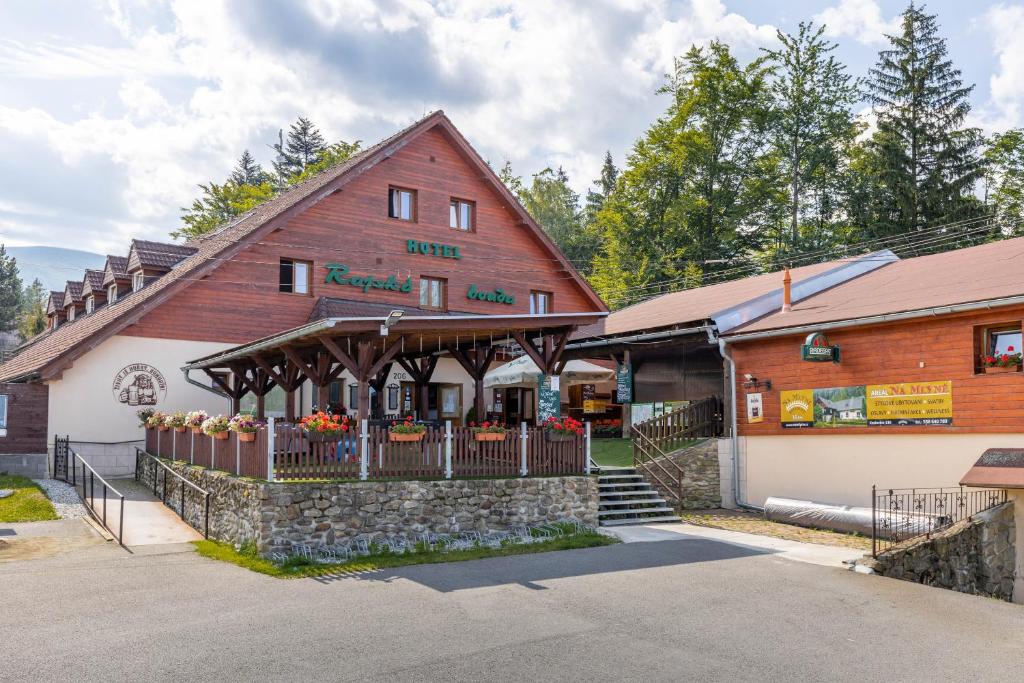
[123,118,605,344]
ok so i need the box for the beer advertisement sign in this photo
[780,389,815,428]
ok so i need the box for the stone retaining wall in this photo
[136,455,598,554]
[870,501,1016,601]
[637,439,721,509]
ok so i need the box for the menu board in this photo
[616,362,633,403]
[537,374,560,422]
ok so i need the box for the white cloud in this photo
[978,3,1024,131]
[814,0,899,45]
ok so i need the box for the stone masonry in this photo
[636,438,721,509]
[870,501,1016,601]
[136,455,598,554]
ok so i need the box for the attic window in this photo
[279,258,311,295]
[85,296,94,314]
[388,187,416,221]
[132,271,144,290]
[449,199,474,231]
[67,307,75,322]
[108,284,118,303]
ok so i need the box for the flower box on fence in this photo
[305,431,346,443]
[158,426,170,432]
[191,427,203,434]
[212,431,229,440]
[545,432,576,443]
[237,432,255,442]
[174,426,186,433]
[299,412,351,443]
[389,432,424,443]
[474,432,507,442]
[543,416,583,442]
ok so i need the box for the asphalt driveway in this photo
[0,534,1021,682]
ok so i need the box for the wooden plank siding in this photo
[731,304,1024,436]
[122,127,593,344]
[0,383,48,454]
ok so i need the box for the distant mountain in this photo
[6,246,106,292]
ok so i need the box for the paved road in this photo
[1,533,1022,682]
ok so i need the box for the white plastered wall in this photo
[740,433,1024,508]
[46,334,233,475]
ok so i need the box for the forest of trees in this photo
[177,4,1024,310]
[0,244,48,347]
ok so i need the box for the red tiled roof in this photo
[129,239,197,270]
[0,111,472,382]
[102,255,129,285]
[63,281,83,304]
[46,291,64,313]
[728,237,1024,335]
[575,260,842,339]
[82,269,105,294]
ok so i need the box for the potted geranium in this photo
[471,421,509,442]
[138,408,156,429]
[982,347,1022,374]
[229,413,262,442]
[201,414,230,440]
[185,410,208,434]
[148,410,169,431]
[299,411,351,442]
[543,415,583,442]
[166,411,188,433]
[389,417,426,442]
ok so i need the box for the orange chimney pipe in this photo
[782,267,792,313]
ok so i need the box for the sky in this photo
[2,0,1024,256]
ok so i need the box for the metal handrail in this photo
[631,426,686,504]
[68,447,125,547]
[136,448,210,538]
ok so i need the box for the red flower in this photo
[1010,346,1016,352]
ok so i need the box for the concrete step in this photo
[599,489,664,498]
[599,515,680,527]
[599,498,668,508]
[598,474,644,481]
[598,481,652,489]
[598,506,676,517]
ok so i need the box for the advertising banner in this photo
[746,393,764,424]
[780,381,953,428]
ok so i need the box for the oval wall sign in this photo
[112,363,168,406]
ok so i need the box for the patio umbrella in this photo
[483,355,614,389]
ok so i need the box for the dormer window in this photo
[108,284,118,303]
[132,271,144,290]
[85,296,94,314]
[67,307,75,322]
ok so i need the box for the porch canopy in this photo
[183,310,605,422]
[484,354,614,389]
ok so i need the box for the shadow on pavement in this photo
[309,537,775,592]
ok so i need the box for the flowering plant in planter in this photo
[982,347,1022,373]
[228,413,262,442]
[165,411,188,432]
[185,410,208,433]
[147,410,169,430]
[543,415,584,441]
[299,411,351,441]
[470,421,509,441]
[201,414,230,440]
[137,408,156,428]
[389,417,426,442]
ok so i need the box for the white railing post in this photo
[585,421,592,475]
[172,429,176,462]
[359,419,369,481]
[520,422,528,477]
[235,433,241,475]
[190,430,195,465]
[444,420,453,479]
[210,435,215,470]
[156,429,161,456]
[267,417,275,482]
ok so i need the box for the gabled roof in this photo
[127,239,197,272]
[81,269,105,296]
[46,291,64,315]
[726,237,1024,335]
[63,281,83,306]
[0,111,602,382]
[102,256,130,286]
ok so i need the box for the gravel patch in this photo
[33,479,88,520]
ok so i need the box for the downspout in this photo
[182,368,232,410]
[717,336,763,512]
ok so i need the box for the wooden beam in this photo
[250,353,286,387]
[367,337,405,379]
[317,335,359,375]
[281,345,322,385]
[202,368,235,397]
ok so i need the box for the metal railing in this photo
[630,427,686,506]
[631,396,722,458]
[871,485,1008,557]
[60,442,126,546]
[135,448,210,538]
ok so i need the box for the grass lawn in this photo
[590,438,633,468]
[0,474,59,523]
[194,530,618,579]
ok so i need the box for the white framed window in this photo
[279,258,311,295]
[388,187,416,221]
[449,199,474,231]
[530,290,552,315]
[108,284,118,302]
[0,393,7,431]
[132,271,144,290]
[85,296,94,314]
[67,307,75,322]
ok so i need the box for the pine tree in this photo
[584,151,619,222]
[864,3,984,235]
[17,278,47,340]
[763,22,859,247]
[272,117,327,183]
[0,244,23,333]
[229,150,270,186]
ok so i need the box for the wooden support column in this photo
[203,368,250,415]
[250,353,303,422]
[322,336,405,421]
[512,328,574,375]
[447,345,496,422]
[396,355,438,421]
